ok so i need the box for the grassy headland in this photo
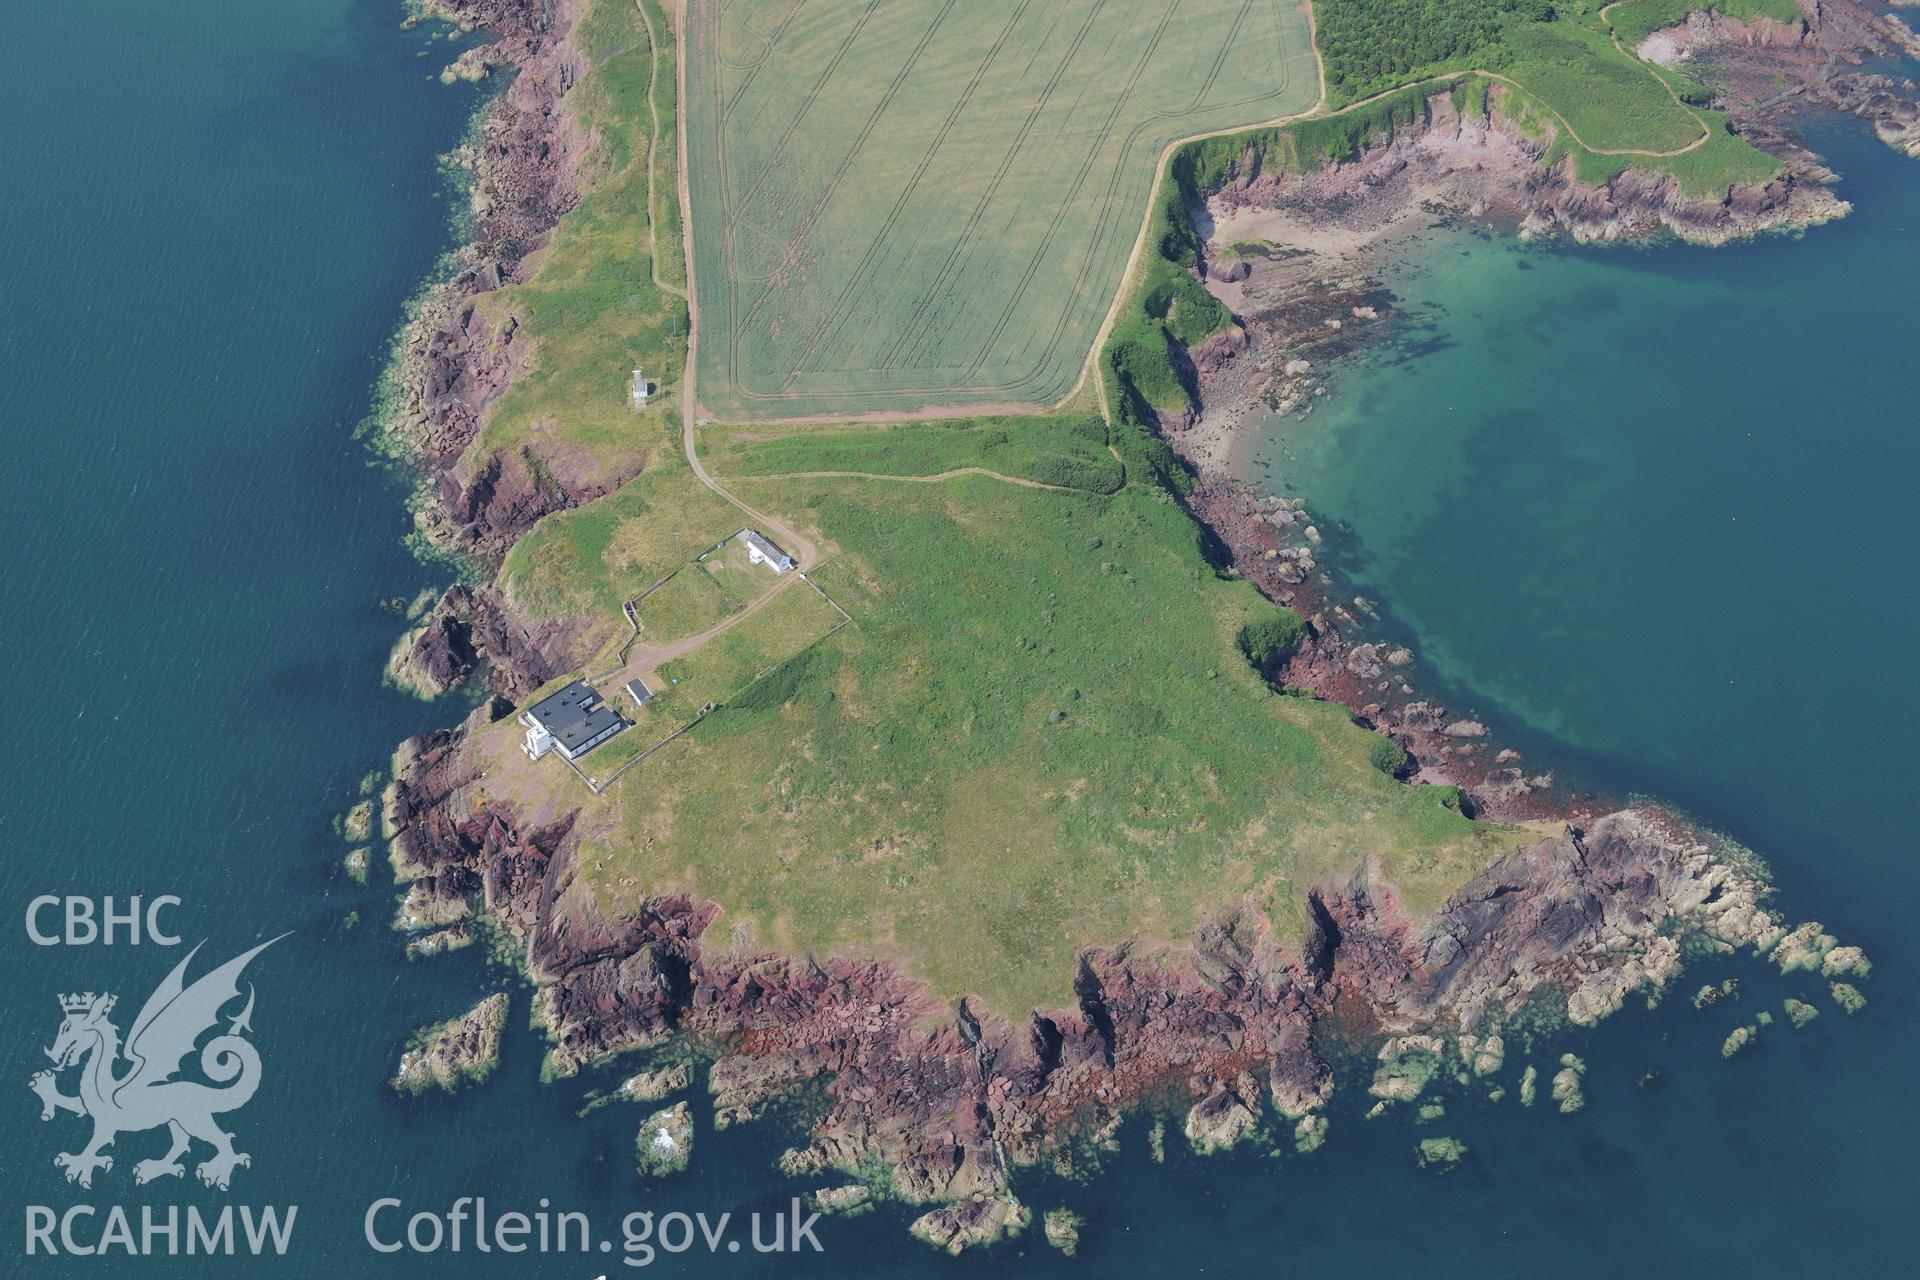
[425,0,1806,1017]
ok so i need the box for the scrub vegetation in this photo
[1313,0,1784,192]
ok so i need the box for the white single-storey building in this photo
[631,369,650,408]
[624,676,655,709]
[521,680,627,761]
[742,529,794,573]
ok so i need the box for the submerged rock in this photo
[340,800,374,843]
[1460,1033,1504,1078]
[635,1101,693,1177]
[1370,1036,1445,1104]
[392,992,508,1095]
[1783,998,1820,1029]
[1519,1064,1539,1108]
[1822,945,1871,979]
[1770,921,1838,974]
[1551,1054,1587,1114]
[1721,1024,1759,1059]
[1185,1074,1260,1153]
[1830,982,1868,1014]
[810,1185,873,1216]
[405,924,474,960]
[1417,1136,1469,1170]
[1043,1208,1084,1256]
[1693,978,1740,1009]
[394,880,471,932]
[1294,1114,1329,1154]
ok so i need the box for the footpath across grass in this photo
[567,449,1517,1015]
[1310,0,1784,193]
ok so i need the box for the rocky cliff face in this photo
[387,582,601,700]
[1205,87,1847,249]
[384,0,626,571]
[1640,0,1920,159]
[384,707,1786,1219]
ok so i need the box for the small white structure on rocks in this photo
[741,529,794,574]
[631,369,650,408]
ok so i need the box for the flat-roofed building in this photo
[521,680,627,761]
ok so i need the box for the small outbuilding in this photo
[631,369,651,408]
[742,529,794,574]
[521,680,627,761]
[624,677,655,709]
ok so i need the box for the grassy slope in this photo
[1313,0,1787,194]
[698,413,1124,493]
[468,0,687,487]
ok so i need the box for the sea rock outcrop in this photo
[635,1101,693,1177]
[392,992,509,1094]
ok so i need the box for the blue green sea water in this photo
[0,1,1910,1274]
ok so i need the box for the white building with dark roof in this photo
[521,680,627,761]
[741,529,794,573]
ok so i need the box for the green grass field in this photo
[1500,14,1702,152]
[683,0,1319,419]
[557,422,1521,1014]
[698,412,1125,493]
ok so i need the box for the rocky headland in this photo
[371,0,1884,1246]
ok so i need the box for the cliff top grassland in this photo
[464,0,689,493]
[479,410,1519,1015]
[1314,0,1789,190]
[436,0,1815,1015]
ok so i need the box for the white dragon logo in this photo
[29,937,282,1190]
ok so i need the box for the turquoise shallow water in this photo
[0,2,1911,1274]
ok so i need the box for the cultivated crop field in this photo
[684,0,1319,420]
